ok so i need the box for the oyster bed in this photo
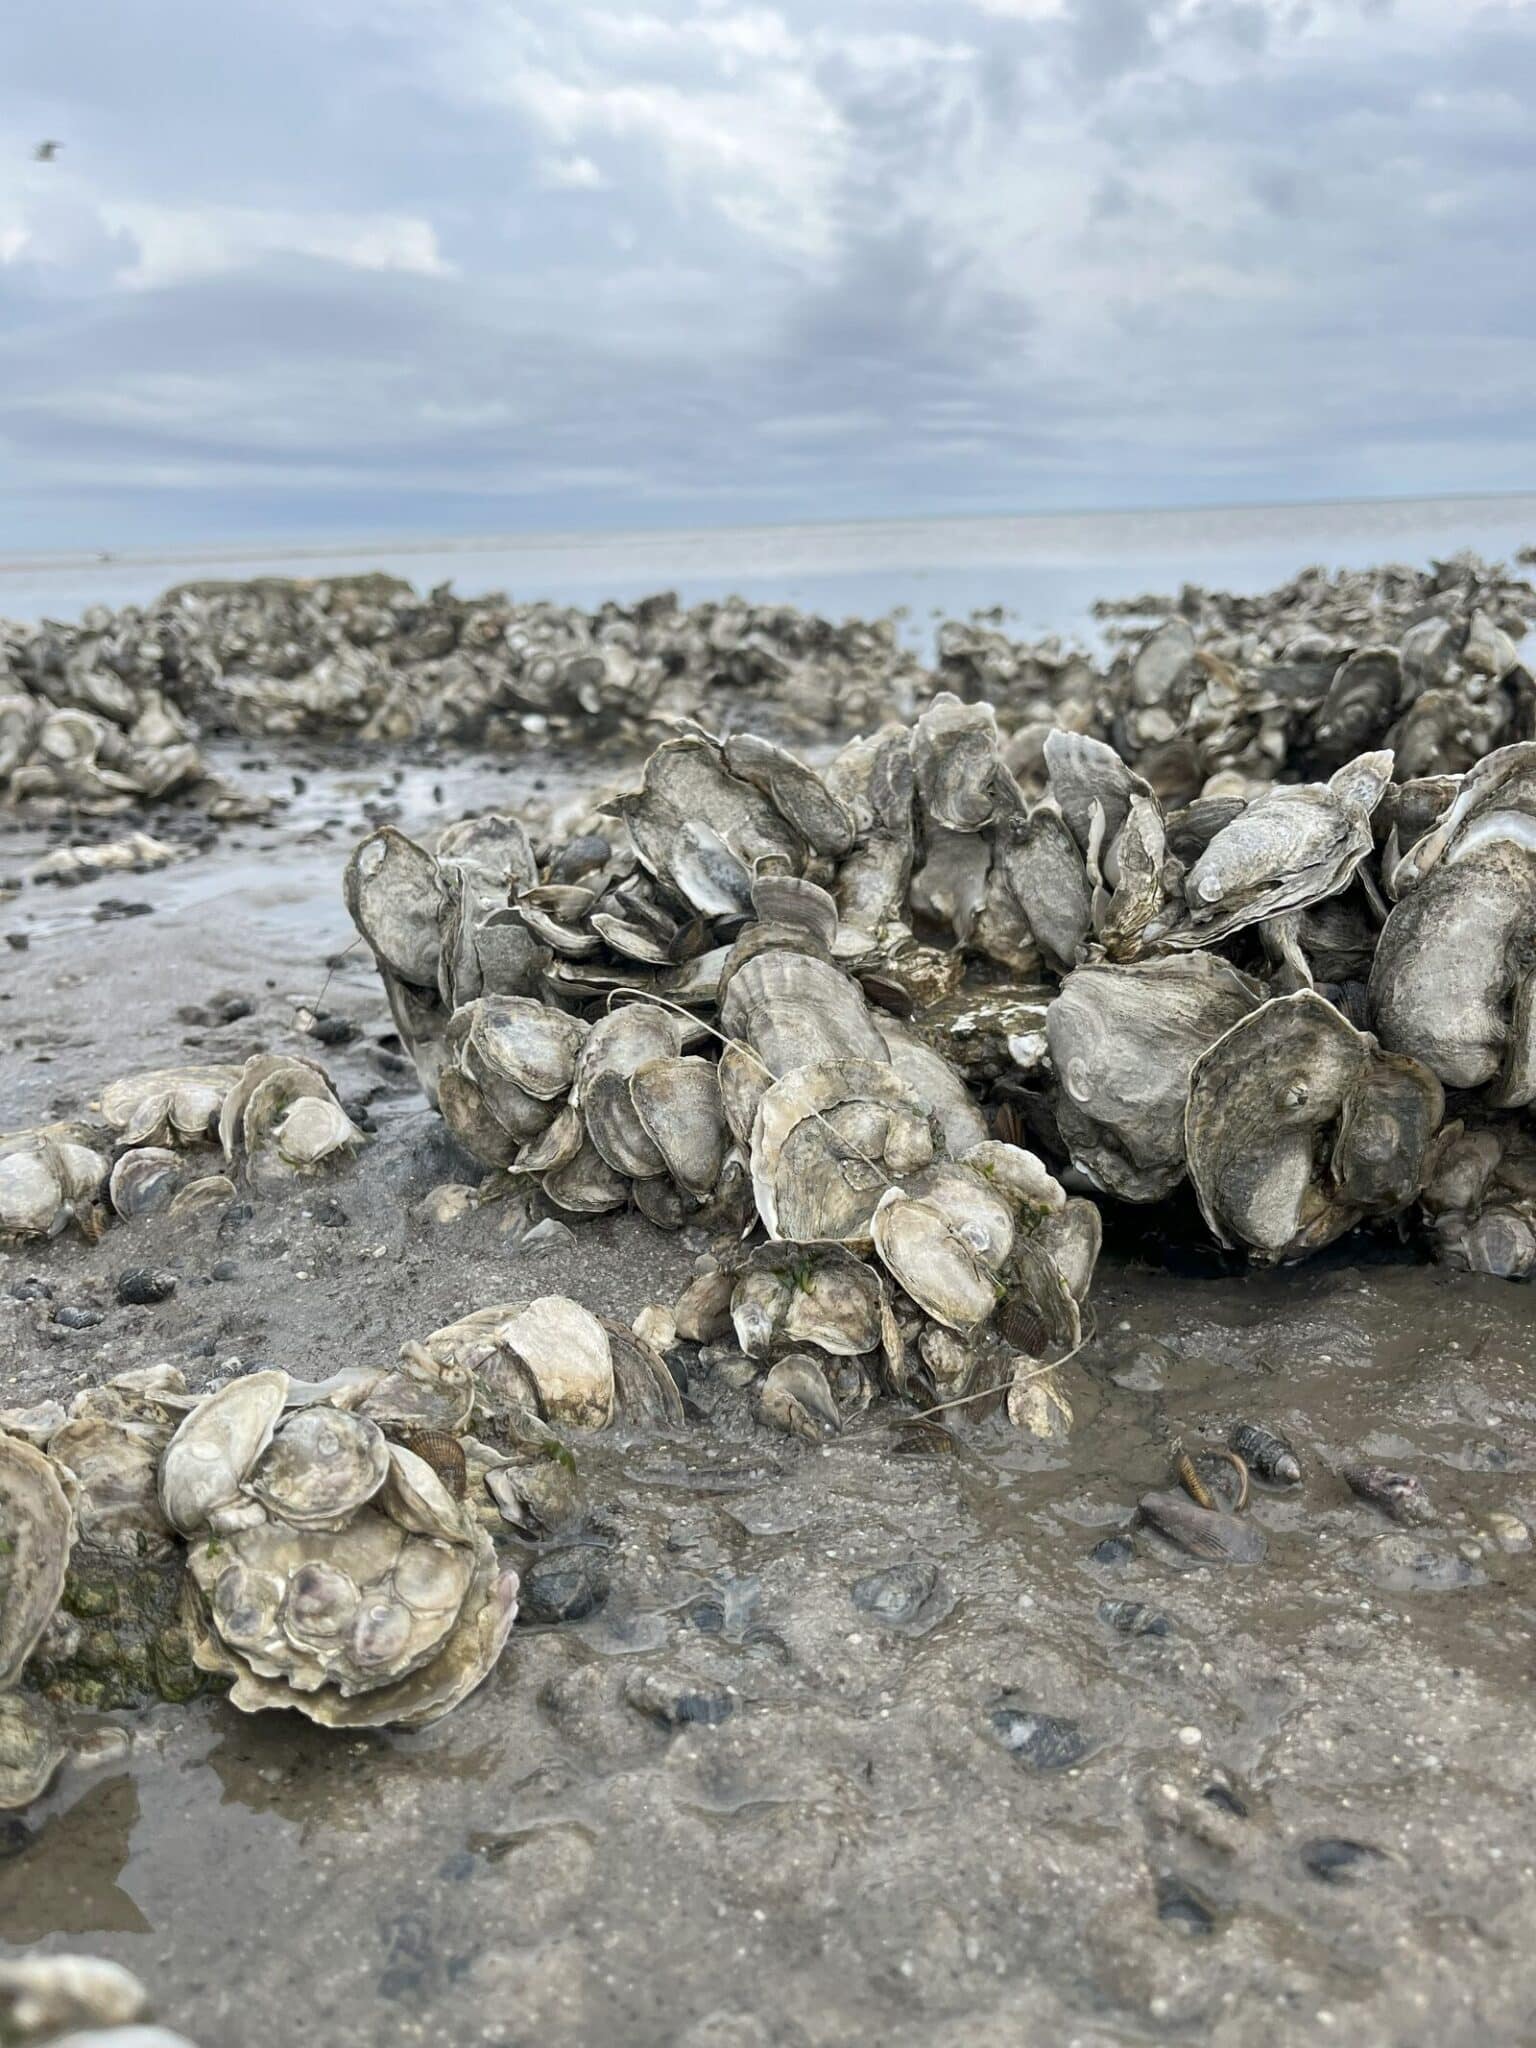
[4,556,1536,2048]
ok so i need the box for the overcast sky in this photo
[1,0,1532,550]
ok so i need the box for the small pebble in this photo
[1343,1464,1435,1528]
[625,1673,735,1728]
[521,1218,575,1254]
[521,1548,610,1624]
[1485,1510,1531,1555]
[4,933,29,952]
[1098,1598,1170,1638]
[989,1699,1098,1771]
[1155,1873,1219,1935]
[7,1276,53,1303]
[413,1184,477,1227]
[1202,1779,1249,1818]
[1109,1340,1172,1393]
[210,1261,240,1283]
[116,1267,177,1307]
[1177,1725,1203,1749]
[0,1816,32,1861]
[53,1303,105,1330]
[1301,1837,1386,1883]
[850,1561,951,1632]
[1090,1533,1135,1567]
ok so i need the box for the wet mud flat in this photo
[4,747,1536,2047]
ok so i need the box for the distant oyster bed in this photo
[3,548,1534,814]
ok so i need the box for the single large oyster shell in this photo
[1186,990,1441,1259]
[1047,955,1262,1200]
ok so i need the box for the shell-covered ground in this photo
[4,742,1536,2047]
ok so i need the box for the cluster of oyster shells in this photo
[0,1053,363,1242]
[1077,554,1536,800]
[345,707,1128,1431]
[0,1281,722,1762]
[346,692,1536,1291]
[0,1278,739,1770]
[6,554,1534,820]
[0,599,264,816]
[936,554,1536,804]
[0,576,929,800]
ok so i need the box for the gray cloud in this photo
[0,0,1532,549]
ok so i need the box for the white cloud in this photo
[101,202,453,289]
[537,153,607,189]
[959,0,1065,16]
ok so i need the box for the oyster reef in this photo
[4,549,1536,2048]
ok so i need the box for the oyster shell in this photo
[444,996,587,1154]
[1371,835,1536,1095]
[575,1004,687,1179]
[913,693,1000,831]
[870,1183,1000,1332]
[720,947,890,1079]
[0,1691,64,1812]
[1047,955,1262,1200]
[108,1145,185,1219]
[873,1016,990,1158]
[248,1409,391,1529]
[992,793,1093,973]
[159,1369,290,1536]
[1186,991,1440,1259]
[99,1064,237,1148]
[218,1054,360,1179]
[47,1409,176,1559]
[378,1440,475,1544]
[730,1241,887,1360]
[1168,751,1393,947]
[758,1353,843,1440]
[343,825,443,987]
[722,732,856,856]
[423,1298,616,1429]
[0,1127,108,1240]
[628,1056,728,1199]
[0,1433,76,1686]
[750,1059,938,1246]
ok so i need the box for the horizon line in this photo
[2,485,1534,580]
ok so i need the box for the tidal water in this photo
[3,492,1534,637]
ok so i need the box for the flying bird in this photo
[33,140,63,162]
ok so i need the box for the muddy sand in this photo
[3,743,1535,2047]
